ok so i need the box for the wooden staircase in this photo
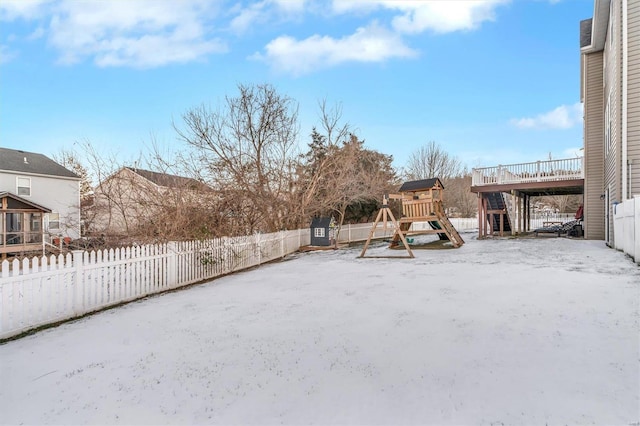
[485,192,511,234]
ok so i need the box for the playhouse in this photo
[310,216,337,247]
[359,178,464,258]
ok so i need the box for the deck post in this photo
[477,194,483,239]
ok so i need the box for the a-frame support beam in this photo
[359,196,414,259]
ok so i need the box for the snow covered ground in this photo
[1,234,639,425]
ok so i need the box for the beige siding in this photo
[628,0,640,197]
[603,0,622,244]
[584,51,606,240]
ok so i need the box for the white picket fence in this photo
[0,219,479,340]
[0,230,309,339]
[613,196,640,264]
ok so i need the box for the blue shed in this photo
[310,217,336,246]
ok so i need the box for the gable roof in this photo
[398,178,444,192]
[580,0,611,53]
[125,167,208,190]
[0,191,52,212]
[311,217,334,228]
[0,147,79,179]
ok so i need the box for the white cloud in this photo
[511,102,583,130]
[253,22,417,76]
[271,0,306,13]
[332,0,509,34]
[229,0,306,34]
[230,2,267,34]
[0,0,53,21]
[48,0,228,68]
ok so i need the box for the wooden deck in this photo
[471,158,584,238]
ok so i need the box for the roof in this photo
[125,167,208,190]
[580,0,610,53]
[0,147,79,179]
[310,217,334,228]
[580,18,593,49]
[0,191,52,212]
[398,178,444,192]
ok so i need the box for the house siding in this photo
[628,0,640,197]
[584,51,606,240]
[0,172,80,239]
[603,0,622,245]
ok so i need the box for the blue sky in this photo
[0,0,594,171]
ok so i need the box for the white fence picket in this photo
[0,219,480,339]
[613,196,639,264]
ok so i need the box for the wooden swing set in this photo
[359,178,464,258]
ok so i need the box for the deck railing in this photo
[472,157,584,187]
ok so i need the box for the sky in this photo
[1,236,638,424]
[0,0,595,171]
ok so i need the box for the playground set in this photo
[359,178,464,258]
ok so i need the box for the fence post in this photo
[280,231,285,258]
[72,250,84,315]
[635,195,640,265]
[167,242,178,288]
[256,233,262,265]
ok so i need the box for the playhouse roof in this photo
[310,217,333,228]
[398,178,444,193]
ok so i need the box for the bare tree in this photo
[299,132,396,232]
[295,100,354,224]
[53,148,93,201]
[404,141,462,181]
[444,173,477,217]
[53,148,96,236]
[175,83,300,233]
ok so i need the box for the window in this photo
[314,228,325,238]
[47,212,60,230]
[17,177,31,196]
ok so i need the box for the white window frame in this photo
[17,176,31,197]
[314,228,325,238]
[47,212,60,231]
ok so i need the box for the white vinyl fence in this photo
[0,219,479,340]
[0,230,309,340]
[613,196,640,264]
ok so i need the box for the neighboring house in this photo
[580,0,640,244]
[0,147,81,251]
[91,166,210,236]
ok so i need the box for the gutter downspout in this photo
[622,0,628,200]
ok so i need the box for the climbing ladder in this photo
[433,201,465,247]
